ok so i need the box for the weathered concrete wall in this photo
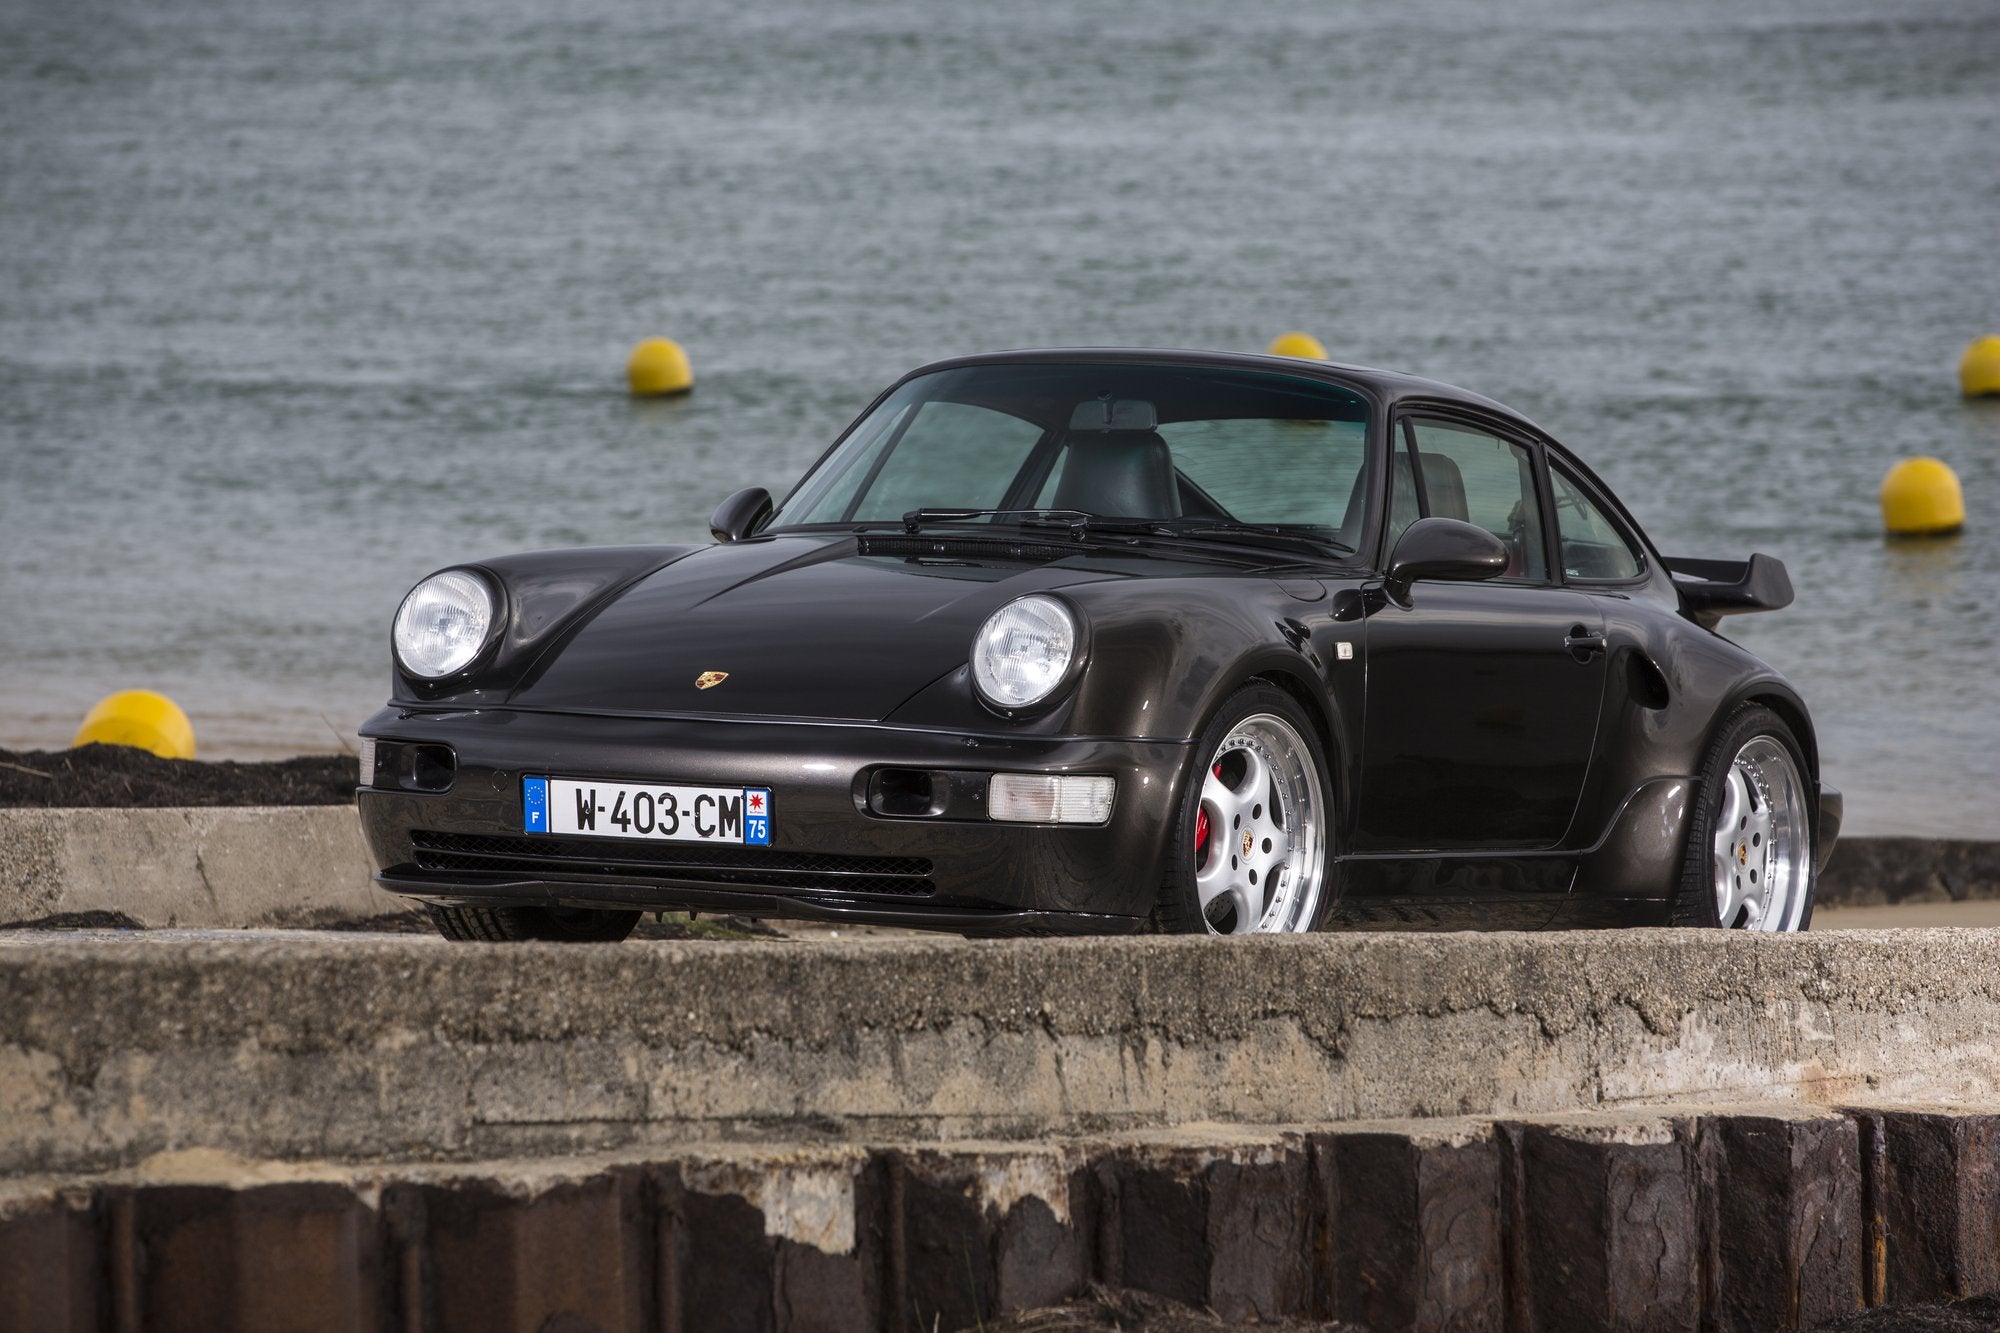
[0,807,411,929]
[6,930,2000,1178]
[3,1107,1994,1333]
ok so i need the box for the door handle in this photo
[1564,626,1608,658]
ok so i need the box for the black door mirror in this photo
[709,487,773,543]
[1385,517,1509,606]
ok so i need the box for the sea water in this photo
[2,0,1996,835]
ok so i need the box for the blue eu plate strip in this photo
[522,775,549,833]
[743,788,772,846]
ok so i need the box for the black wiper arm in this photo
[1171,524,1355,556]
[898,507,1094,534]
[890,510,1348,557]
[895,508,1258,547]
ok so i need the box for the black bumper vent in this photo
[409,831,936,897]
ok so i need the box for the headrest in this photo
[1051,431,1179,519]
[1418,452,1470,524]
[1067,398,1159,433]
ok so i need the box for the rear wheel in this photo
[427,904,642,943]
[1154,683,1332,935]
[1673,704,1815,931]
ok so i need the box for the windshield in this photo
[768,362,1374,552]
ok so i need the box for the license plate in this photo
[523,776,771,846]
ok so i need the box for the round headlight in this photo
[972,595,1078,710]
[393,569,495,679]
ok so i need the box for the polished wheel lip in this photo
[1711,734,1810,931]
[1193,712,1325,935]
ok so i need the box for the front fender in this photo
[880,576,1339,752]
[1061,581,1329,742]
[391,544,704,706]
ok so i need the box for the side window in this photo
[1550,462,1643,581]
[793,402,912,523]
[1385,431,1423,555]
[1405,420,1547,581]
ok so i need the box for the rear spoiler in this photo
[1664,553,1794,630]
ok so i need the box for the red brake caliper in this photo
[1194,762,1220,857]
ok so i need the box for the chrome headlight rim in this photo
[392,566,503,682]
[970,593,1086,717]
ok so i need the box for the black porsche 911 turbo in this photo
[357,348,1840,942]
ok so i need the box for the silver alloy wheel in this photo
[1710,735,1810,931]
[1192,712,1326,934]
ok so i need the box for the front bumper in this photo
[356,706,1191,933]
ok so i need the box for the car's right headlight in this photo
[393,568,496,679]
[971,594,1078,710]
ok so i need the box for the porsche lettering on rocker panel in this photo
[524,775,773,847]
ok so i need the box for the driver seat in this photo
[1051,433,1180,519]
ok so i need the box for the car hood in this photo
[506,535,1121,721]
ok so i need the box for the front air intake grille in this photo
[409,831,936,897]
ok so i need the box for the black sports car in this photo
[357,349,1841,941]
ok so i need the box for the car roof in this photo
[900,346,1539,434]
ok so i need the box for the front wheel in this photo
[1154,683,1333,935]
[1673,704,1816,931]
[427,904,642,943]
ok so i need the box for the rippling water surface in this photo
[2,0,1996,834]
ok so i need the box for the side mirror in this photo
[709,487,773,543]
[1385,517,1509,606]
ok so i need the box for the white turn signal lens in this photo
[358,737,377,787]
[971,594,1078,709]
[987,774,1115,824]
[393,568,495,678]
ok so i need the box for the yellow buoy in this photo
[1880,457,1965,537]
[1961,335,2000,398]
[1266,331,1328,360]
[72,690,196,759]
[626,337,694,397]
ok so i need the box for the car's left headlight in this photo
[972,594,1078,710]
[393,568,496,679]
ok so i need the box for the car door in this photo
[1354,415,1609,852]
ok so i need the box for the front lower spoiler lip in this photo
[375,871,1144,935]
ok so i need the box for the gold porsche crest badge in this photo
[1241,829,1255,859]
[695,671,729,690]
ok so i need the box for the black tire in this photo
[1672,704,1816,930]
[427,904,642,943]
[1153,682,1334,935]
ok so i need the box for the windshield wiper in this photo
[892,510,1347,555]
[897,507,1096,534]
[1168,524,1355,556]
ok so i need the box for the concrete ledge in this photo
[0,806,406,929]
[1,1107,1992,1331]
[6,930,2000,1178]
